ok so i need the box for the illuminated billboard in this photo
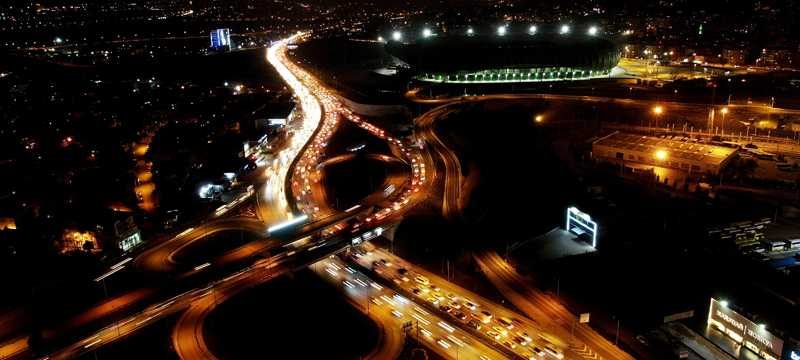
[210,28,231,49]
[566,206,597,247]
[707,298,783,360]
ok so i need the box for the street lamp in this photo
[467,27,474,35]
[587,26,599,36]
[720,107,729,135]
[560,24,571,35]
[652,105,664,130]
[534,114,544,123]
[652,105,664,115]
[529,25,538,35]
[422,28,433,38]
[391,31,402,41]
[497,25,507,36]
[654,149,668,161]
[377,36,384,42]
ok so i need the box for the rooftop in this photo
[594,132,738,166]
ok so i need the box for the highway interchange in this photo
[0,32,635,360]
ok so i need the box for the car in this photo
[502,340,517,349]
[516,331,533,344]
[530,346,546,356]
[449,301,461,309]
[544,346,564,359]
[463,301,478,310]
[380,259,392,267]
[427,297,440,305]
[397,267,408,275]
[486,330,501,340]
[476,310,493,323]
[453,311,468,321]
[467,319,482,330]
[370,297,383,306]
[497,316,514,329]
[439,304,452,313]
[391,309,403,318]
[492,325,508,337]
[446,293,458,301]
[415,275,430,285]
[513,335,529,346]
[412,288,422,295]
[635,335,649,346]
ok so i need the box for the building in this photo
[758,48,795,68]
[723,49,748,66]
[385,32,621,84]
[705,298,800,360]
[592,132,738,175]
[210,28,232,50]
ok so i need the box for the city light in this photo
[534,114,544,123]
[560,25,571,34]
[466,27,474,35]
[720,107,729,115]
[720,300,729,307]
[377,36,384,42]
[422,28,433,38]
[654,149,668,161]
[528,25,538,34]
[652,105,664,115]
[391,31,402,41]
[587,26,599,36]
[497,25,507,36]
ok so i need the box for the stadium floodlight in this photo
[497,25,507,36]
[392,31,402,41]
[560,24,571,34]
[587,26,599,36]
[422,28,433,38]
[528,25,538,34]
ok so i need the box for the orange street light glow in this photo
[652,105,664,115]
[654,149,668,160]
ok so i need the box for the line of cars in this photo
[366,253,565,360]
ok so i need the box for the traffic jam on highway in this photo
[315,255,509,360]
[350,247,569,360]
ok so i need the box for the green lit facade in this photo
[416,67,612,83]
[387,34,621,84]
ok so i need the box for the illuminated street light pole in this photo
[720,107,729,136]
[652,105,664,133]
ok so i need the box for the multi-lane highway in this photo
[475,251,635,360]
[415,104,464,219]
[316,255,510,360]
[351,246,591,359]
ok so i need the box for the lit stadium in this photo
[384,26,622,84]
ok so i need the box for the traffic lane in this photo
[135,217,267,273]
[475,252,634,360]
[316,256,510,360]
[354,247,575,360]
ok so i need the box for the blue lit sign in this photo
[210,28,231,49]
